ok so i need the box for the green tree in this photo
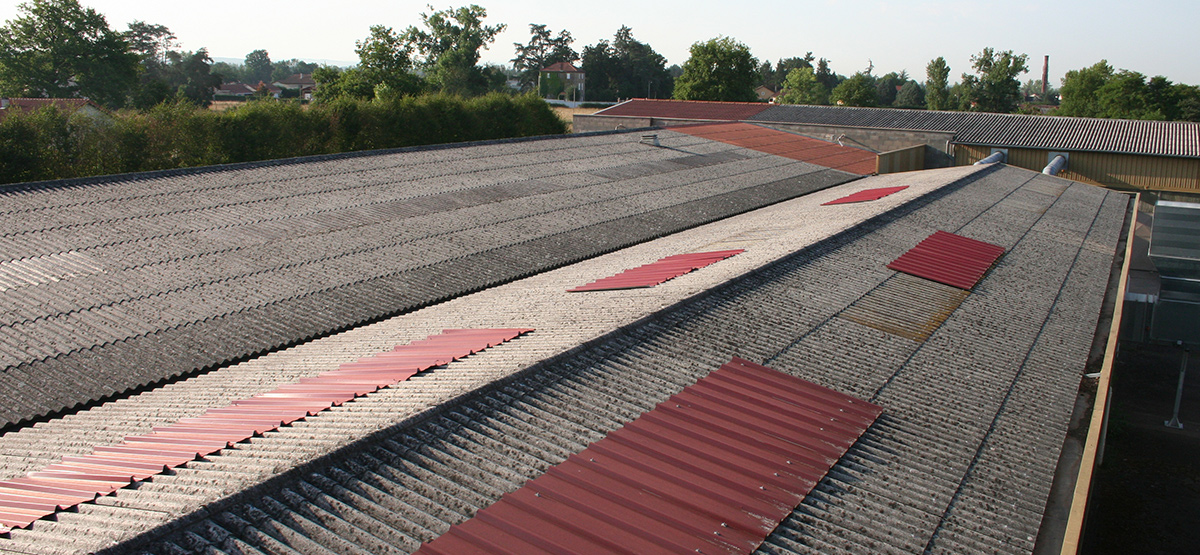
[356,24,422,97]
[244,49,273,85]
[402,4,505,96]
[1096,70,1155,119]
[0,0,138,108]
[831,71,877,107]
[895,81,924,108]
[581,26,671,101]
[312,65,375,102]
[775,67,827,105]
[511,24,577,91]
[1057,60,1114,117]
[925,57,950,110]
[165,49,220,106]
[673,36,758,102]
[962,48,1028,113]
[874,70,907,106]
[815,58,841,91]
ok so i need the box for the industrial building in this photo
[0,123,1132,554]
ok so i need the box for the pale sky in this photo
[3,0,1198,87]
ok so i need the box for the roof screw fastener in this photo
[759,486,766,490]
[590,458,595,462]
[535,492,541,497]
[721,522,728,528]
[786,460,792,464]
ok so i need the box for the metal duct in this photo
[974,150,1006,165]
[1044,155,1067,175]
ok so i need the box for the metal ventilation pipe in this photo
[1043,155,1067,175]
[974,151,1006,165]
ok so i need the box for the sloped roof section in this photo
[0,329,531,532]
[0,130,861,430]
[598,98,772,121]
[416,357,881,554]
[675,122,877,175]
[751,103,1200,158]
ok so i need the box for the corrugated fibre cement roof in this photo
[18,164,1129,555]
[0,166,975,552]
[0,128,863,430]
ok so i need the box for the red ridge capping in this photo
[822,186,909,206]
[887,230,1006,290]
[569,250,744,292]
[416,357,882,555]
[0,328,532,531]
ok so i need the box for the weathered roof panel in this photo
[0,130,859,429]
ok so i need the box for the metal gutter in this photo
[1059,192,1140,554]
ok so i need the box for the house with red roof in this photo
[539,61,585,102]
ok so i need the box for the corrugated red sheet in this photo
[568,250,743,292]
[416,357,882,555]
[597,99,771,121]
[822,186,909,205]
[887,230,1006,289]
[0,329,532,532]
[674,122,877,175]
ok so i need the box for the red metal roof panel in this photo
[887,230,1005,289]
[823,186,909,205]
[569,250,743,292]
[0,328,532,531]
[416,357,882,554]
[674,123,877,175]
[597,99,772,121]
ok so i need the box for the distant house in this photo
[755,85,778,102]
[214,83,257,97]
[272,73,316,100]
[0,97,109,122]
[539,62,584,102]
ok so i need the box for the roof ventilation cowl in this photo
[640,133,660,147]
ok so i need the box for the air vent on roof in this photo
[415,357,882,554]
[822,186,909,206]
[0,328,532,532]
[640,133,661,146]
[568,250,743,292]
[887,231,1005,290]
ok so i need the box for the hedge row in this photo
[0,93,567,185]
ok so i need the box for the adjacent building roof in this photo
[599,98,772,121]
[0,128,861,430]
[593,99,1200,159]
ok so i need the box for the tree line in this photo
[2,0,1198,119]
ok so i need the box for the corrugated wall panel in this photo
[956,144,1200,192]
